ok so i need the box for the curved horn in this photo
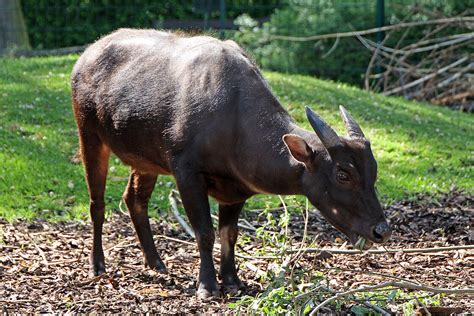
[339,105,365,138]
[305,106,341,149]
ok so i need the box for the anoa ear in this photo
[282,134,314,166]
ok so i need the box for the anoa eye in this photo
[336,171,350,182]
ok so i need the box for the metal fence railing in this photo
[1,0,470,86]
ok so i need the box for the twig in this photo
[276,255,292,281]
[282,244,474,255]
[156,234,195,246]
[25,233,49,268]
[363,32,391,90]
[0,245,19,249]
[69,297,100,305]
[244,262,266,278]
[247,206,295,213]
[48,257,84,266]
[118,198,127,214]
[323,267,421,285]
[321,285,391,316]
[157,229,274,259]
[104,239,136,254]
[278,195,289,238]
[296,285,390,315]
[360,33,474,55]
[322,35,340,59]
[0,299,35,304]
[240,218,257,231]
[404,31,474,49]
[270,17,474,41]
[75,273,108,287]
[210,214,256,232]
[235,252,276,260]
[168,191,195,239]
[364,8,417,90]
[310,281,474,315]
[436,63,474,88]
[415,296,431,316]
[383,56,469,95]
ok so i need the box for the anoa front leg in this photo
[174,166,219,299]
[218,202,245,290]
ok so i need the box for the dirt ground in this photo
[1,191,472,314]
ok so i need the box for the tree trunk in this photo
[0,0,30,55]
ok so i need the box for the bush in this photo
[21,0,198,49]
[232,0,472,86]
[20,0,281,50]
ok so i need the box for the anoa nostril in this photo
[373,222,392,243]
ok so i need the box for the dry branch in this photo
[360,8,474,109]
[360,33,474,55]
[283,244,474,255]
[382,56,469,95]
[168,191,195,239]
[210,213,256,232]
[270,17,474,41]
[25,233,49,268]
[309,281,474,315]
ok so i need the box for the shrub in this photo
[232,0,472,86]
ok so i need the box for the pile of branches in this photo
[363,7,474,112]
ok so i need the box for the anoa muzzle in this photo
[284,106,392,252]
[71,28,391,299]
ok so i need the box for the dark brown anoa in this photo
[71,28,391,299]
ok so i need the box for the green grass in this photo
[0,55,472,221]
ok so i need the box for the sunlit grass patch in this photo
[0,55,472,220]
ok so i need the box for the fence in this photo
[1,0,471,86]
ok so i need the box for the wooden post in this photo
[375,0,385,75]
[0,0,30,55]
[219,0,226,39]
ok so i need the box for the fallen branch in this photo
[48,257,84,266]
[270,17,474,42]
[247,205,297,213]
[0,245,19,249]
[156,234,195,246]
[382,56,469,95]
[0,299,35,304]
[324,285,391,316]
[168,191,195,239]
[154,231,275,259]
[309,281,474,315]
[360,33,474,55]
[244,262,266,278]
[283,244,474,255]
[295,284,390,315]
[437,91,473,104]
[322,35,340,58]
[25,233,49,268]
[210,214,256,232]
[75,274,108,287]
[323,267,422,285]
[436,62,474,88]
[104,237,136,254]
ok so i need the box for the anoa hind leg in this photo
[123,169,166,272]
[78,131,110,276]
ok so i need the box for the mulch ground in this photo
[1,190,472,314]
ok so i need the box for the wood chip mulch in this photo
[0,190,472,314]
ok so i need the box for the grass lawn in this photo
[0,55,472,221]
